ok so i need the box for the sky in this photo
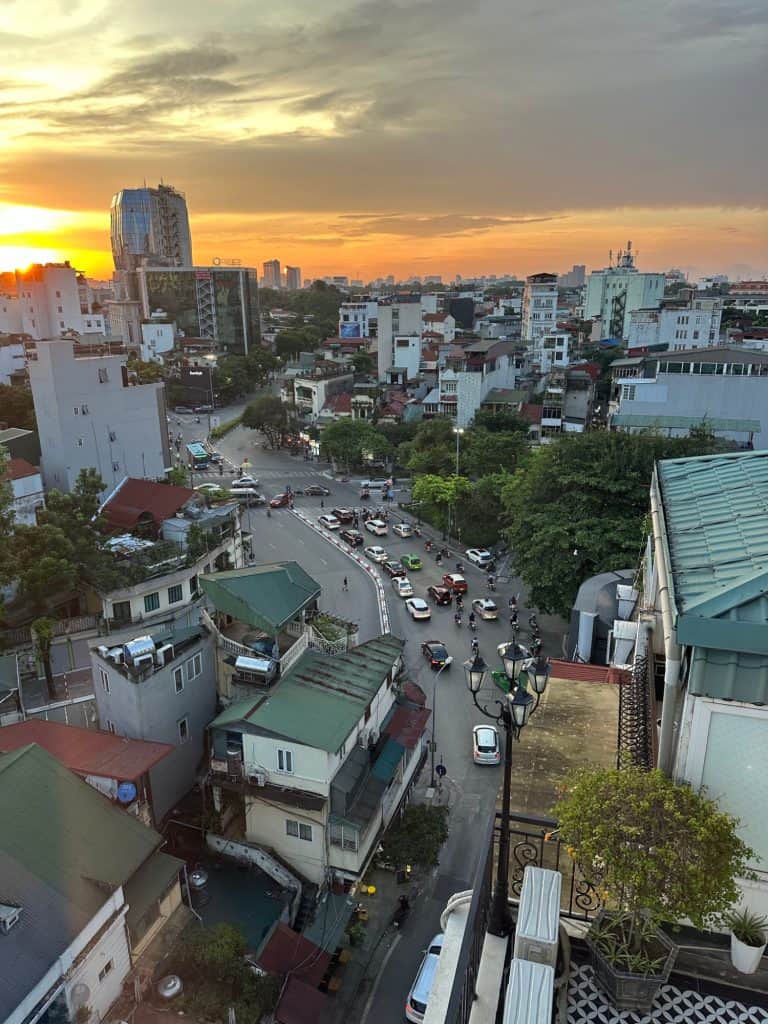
[0,0,766,282]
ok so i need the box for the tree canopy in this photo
[242,394,290,448]
[320,418,390,470]
[0,384,36,431]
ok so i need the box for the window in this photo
[112,461,120,472]
[168,583,183,604]
[99,667,110,693]
[621,384,636,401]
[144,592,160,613]
[57,305,63,313]
[98,960,113,983]
[178,717,189,743]
[55,290,61,298]
[277,748,294,773]
[73,406,79,415]
[98,367,109,383]
[186,653,202,680]
[109,430,117,442]
[81,404,89,414]
[76,438,84,447]
[693,331,699,340]
[330,822,359,851]
[286,819,313,842]
[59,321,65,328]
[173,666,184,693]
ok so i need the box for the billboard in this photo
[340,322,362,338]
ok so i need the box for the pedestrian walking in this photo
[343,576,349,592]
[320,498,325,509]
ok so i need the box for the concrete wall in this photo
[92,635,217,821]
[65,907,131,1023]
[130,878,182,957]
[242,733,333,796]
[11,472,45,526]
[377,304,423,379]
[245,793,328,885]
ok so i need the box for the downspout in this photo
[649,472,681,775]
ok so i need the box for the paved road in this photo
[212,425,569,1024]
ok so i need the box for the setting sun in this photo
[0,245,63,274]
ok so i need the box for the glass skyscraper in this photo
[110,184,193,272]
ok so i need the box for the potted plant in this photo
[725,908,768,974]
[555,765,755,1013]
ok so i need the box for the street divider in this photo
[290,508,390,635]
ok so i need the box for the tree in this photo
[38,470,117,592]
[11,524,78,616]
[380,805,449,868]
[350,351,374,375]
[31,617,57,701]
[456,473,510,548]
[166,465,189,486]
[242,395,289,448]
[412,473,471,534]
[462,428,527,477]
[473,409,530,435]
[126,356,165,384]
[0,384,36,431]
[501,431,717,617]
[400,417,455,476]
[0,447,14,586]
[275,326,325,360]
[320,419,390,470]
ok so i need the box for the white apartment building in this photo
[424,341,521,427]
[0,335,25,385]
[377,302,424,380]
[338,300,379,339]
[584,243,665,340]
[14,263,107,340]
[626,297,722,351]
[140,315,176,363]
[528,331,571,374]
[27,339,171,493]
[521,273,558,342]
[5,458,45,526]
[0,293,22,334]
[422,312,456,343]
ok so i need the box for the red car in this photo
[427,585,453,606]
[442,572,468,594]
[269,493,291,508]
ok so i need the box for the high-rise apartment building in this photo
[110,184,193,272]
[521,273,558,342]
[376,302,423,380]
[262,260,281,289]
[559,265,586,289]
[14,262,106,340]
[27,339,170,493]
[285,266,302,290]
[584,242,665,340]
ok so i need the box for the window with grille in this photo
[286,819,312,841]
[173,667,184,693]
[277,748,294,773]
[168,584,183,604]
[144,592,160,613]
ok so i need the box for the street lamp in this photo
[464,644,551,937]
[452,426,465,476]
[430,657,453,788]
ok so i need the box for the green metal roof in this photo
[614,413,761,432]
[0,744,163,916]
[655,450,768,702]
[210,634,404,752]
[124,850,184,934]
[371,738,405,782]
[200,562,321,634]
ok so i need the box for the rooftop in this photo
[5,458,39,482]
[210,634,404,752]
[613,413,761,432]
[656,345,768,364]
[102,477,196,532]
[200,562,322,634]
[0,720,172,781]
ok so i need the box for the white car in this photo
[472,598,499,621]
[472,725,501,765]
[392,522,414,538]
[406,934,444,1023]
[405,598,432,621]
[466,548,493,568]
[234,475,260,488]
[365,518,388,536]
[393,577,414,598]
[365,546,389,563]
[195,483,223,493]
[318,514,341,530]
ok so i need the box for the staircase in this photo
[293,881,320,933]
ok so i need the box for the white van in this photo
[229,488,265,507]
[361,478,390,490]
[405,934,444,1022]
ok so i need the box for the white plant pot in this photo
[730,932,767,974]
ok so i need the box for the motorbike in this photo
[468,616,477,633]
[455,561,465,573]
[454,612,462,627]
[360,489,371,500]
[487,577,496,591]
[393,895,411,929]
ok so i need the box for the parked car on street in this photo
[466,548,493,568]
[472,598,499,620]
[393,522,414,538]
[364,546,389,563]
[383,561,407,578]
[269,493,291,508]
[442,573,468,594]
[340,529,364,547]
[406,934,444,1023]
[174,405,193,414]
[393,577,414,598]
[427,585,453,606]
[401,554,422,571]
[195,483,223,493]
[232,489,266,506]
[303,484,331,496]
[405,598,432,621]
[233,475,260,488]
[472,725,501,765]
[318,514,341,530]
[421,641,453,670]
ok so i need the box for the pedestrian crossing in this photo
[188,467,333,486]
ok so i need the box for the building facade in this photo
[376,302,423,379]
[285,266,302,290]
[110,184,193,272]
[521,273,558,342]
[5,458,44,526]
[27,340,170,493]
[0,334,25,385]
[262,260,282,289]
[584,244,665,340]
[338,300,379,339]
[91,626,217,821]
[14,263,106,340]
[626,296,723,351]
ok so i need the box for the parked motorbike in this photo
[393,895,411,929]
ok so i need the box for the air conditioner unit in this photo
[502,959,554,1024]
[132,653,155,673]
[97,645,109,658]
[513,866,561,968]
[155,643,175,667]
[247,771,266,787]
[107,647,124,665]
[358,731,368,748]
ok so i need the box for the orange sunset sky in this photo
[1,0,766,283]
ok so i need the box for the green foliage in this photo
[275,325,326,360]
[412,473,471,535]
[350,351,375,375]
[381,804,449,868]
[473,409,530,435]
[209,414,243,441]
[11,524,79,615]
[555,764,756,949]
[126,356,165,384]
[724,907,768,947]
[0,384,37,431]
[242,395,289,448]
[259,280,342,336]
[502,431,717,617]
[462,428,527,477]
[31,616,57,700]
[320,418,390,470]
[166,465,189,486]
[375,419,419,452]
[0,448,14,585]
[456,473,511,548]
[214,350,280,402]
[186,522,210,562]
[400,418,456,476]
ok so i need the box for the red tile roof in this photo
[519,403,543,424]
[275,977,328,1024]
[102,478,196,532]
[258,923,330,987]
[322,393,353,414]
[403,681,426,706]
[386,705,431,749]
[549,659,626,685]
[424,313,449,323]
[5,458,39,481]
[0,720,173,780]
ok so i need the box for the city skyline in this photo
[0,0,766,281]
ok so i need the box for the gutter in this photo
[649,470,681,775]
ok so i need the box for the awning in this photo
[125,851,184,934]
[371,739,405,783]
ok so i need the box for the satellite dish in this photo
[117,782,137,804]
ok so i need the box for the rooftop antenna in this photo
[609,249,613,267]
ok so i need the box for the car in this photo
[442,573,468,594]
[233,475,260,488]
[393,577,414,598]
[209,451,223,464]
[392,522,414,538]
[405,598,432,621]
[173,405,193,414]
[360,478,390,490]
[421,641,453,670]
[195,483,223,493]
[364,518,388,536]
[364,545,389,563]
[194,404,214,413]
[332,507,355,524]
[405,934,444,1023]
[318,513,341,530]
[401,554,422,571]
[472,597,499,620]
[303,484,331,496]
[472,724,501,765]
[232,488,266,506]
[383,560,407,578]
[466,548,493,568]
[427,585,453,606]
[340,528,364,547]
[269,493,291,508]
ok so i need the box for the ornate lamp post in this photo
[464,648,550,937]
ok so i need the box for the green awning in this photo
[371,739,405,783]
[125,851,184,934]
[613,413,761,432]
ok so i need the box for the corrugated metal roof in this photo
[371,739,405,782]
[200,562,321,632]
[614,413,761,431]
